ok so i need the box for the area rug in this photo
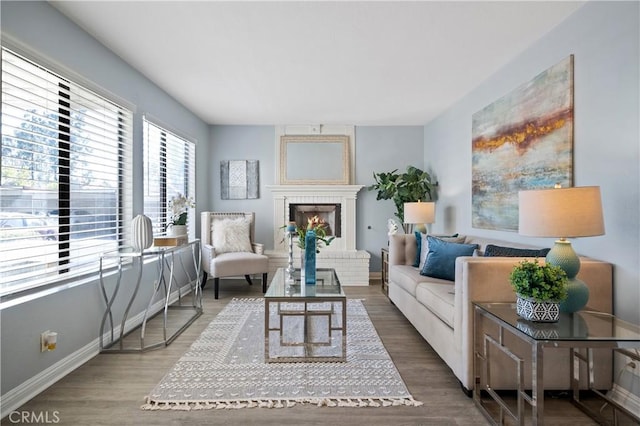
[142,298,422,410]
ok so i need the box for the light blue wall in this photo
[0,1,210,398]
[208,125,425,271]
[208,125,275,246]
[355,126,425,271]
[424,1,639,324]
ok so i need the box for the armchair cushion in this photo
[211,217,252,254]
[208,251,268,277]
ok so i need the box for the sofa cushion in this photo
[416,282,455,328]
[484,244,551,258]
[421,236,478,281]
[389,265,423,297]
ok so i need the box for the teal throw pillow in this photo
[413,231,421,267]
[418,233,463,270]
[420,236,478,281]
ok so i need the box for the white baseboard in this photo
[0,335,98,419]
[1,287,191,418]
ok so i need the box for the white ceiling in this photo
[50,1,585,125]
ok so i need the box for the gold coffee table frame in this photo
[264,268,346,363]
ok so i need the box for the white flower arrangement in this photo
[168,193,195,226]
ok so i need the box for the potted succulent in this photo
[368,166,436,224]
[509,259,568,322]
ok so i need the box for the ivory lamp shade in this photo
[403,202,435,225]
[518,186,604,238]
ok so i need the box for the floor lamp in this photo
[403,201,435,234]
[518,186,605,313]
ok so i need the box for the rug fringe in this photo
[141,396,423,411]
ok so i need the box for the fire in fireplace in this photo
[288,203,341,238]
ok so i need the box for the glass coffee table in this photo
[264,267,346,363]
[473,302,640,426]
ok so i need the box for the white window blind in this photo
[0,47,133,296]
[143,118,196,239]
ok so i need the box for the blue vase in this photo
[304,230,316,285]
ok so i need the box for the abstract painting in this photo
[221,160,259,199]
[472,55,574,231]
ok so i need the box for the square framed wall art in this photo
[220,160,259,200]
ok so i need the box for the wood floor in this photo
[4,280,604,425]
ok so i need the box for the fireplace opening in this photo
[289,203,341,238]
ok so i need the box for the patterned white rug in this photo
[142,298,422,410]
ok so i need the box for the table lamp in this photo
[403,201,435,234]
[518,186,605,313]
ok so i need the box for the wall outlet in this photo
[40,331,49,352]
[40,330,57,352]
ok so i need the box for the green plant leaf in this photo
[509,259,568,302]
[369,166,435,221]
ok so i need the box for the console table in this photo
[99,240,202,352]
[473,302,640,425]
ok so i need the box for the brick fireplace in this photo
[265,185,370,286]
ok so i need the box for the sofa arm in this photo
[454,257,520,348]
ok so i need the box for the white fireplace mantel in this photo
[266,185,364,252]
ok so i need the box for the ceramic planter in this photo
[168,224,187,237]
[516,296,560,322]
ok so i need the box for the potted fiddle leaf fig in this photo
[509,259,568,322]
[368,166,436,222]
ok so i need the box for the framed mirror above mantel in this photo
[275,125,355,185]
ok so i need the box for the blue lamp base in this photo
[559,278,590,313]
[546,240,589,313]
[414,223,427,234]
[546,240,580,279]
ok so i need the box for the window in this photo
[0,47,133,296]
[143,118,196,239]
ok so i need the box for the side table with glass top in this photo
[264,267,346,363]
[99,240,202,352]
[473,302,640,426]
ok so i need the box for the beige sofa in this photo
[388,233,613,393]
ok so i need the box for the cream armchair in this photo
[200,212,269,299]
